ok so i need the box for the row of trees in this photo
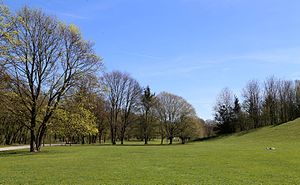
[101,71,204,145]
[214,77,300,134]
[0,4,205,151]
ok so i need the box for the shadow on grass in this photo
[89,142,184,147]
[191,128,265,143]
[191,135,234,143]
[235,127,265,137]
[0,150,39,157]
[192,135,219,142]
[0,146,74,157]
[115,143,183,147]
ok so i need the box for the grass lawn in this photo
[1,119,300,185]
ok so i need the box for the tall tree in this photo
[214,88,235,134]
[277,80,296,123]
[295,80,300,117]
[156,92,196,144]
[178,116,203,144]
[4,7,102,152]
[232,96,243,132]
[262,77,279,125]
[101,71,141,145]
[140,86,156,144]
[242,80,261,129]
[119,76,141,144]
[69,74,105,144]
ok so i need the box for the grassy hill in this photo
[1,119,300,185]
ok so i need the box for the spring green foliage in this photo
[49,107,97,142]
[1,5,102,151]
[0,3,10,57]
[0,3,10,36]
[1,119,300,184]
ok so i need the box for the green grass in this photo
[1,119,300,185]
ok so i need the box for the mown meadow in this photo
[1,119,300,185]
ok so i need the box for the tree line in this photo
[214,77,300,134]
[0,4,206,152]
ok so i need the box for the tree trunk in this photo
[169,137,173,145]
[144,113,148,145]
[120,138,124,145]
[36,125,47,151]
[120,127,125,145]
[143,125,148,145]
[43,134,45,147]
[110,126,116,145]
[88,134,91,144]
[30,128,36,152]
[82,136,85,144]
[180,137,186,144]
[30,110,37,152]
[98,131,102,144]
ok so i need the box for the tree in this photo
[178,116,203,144]
[0,91,29,145]
[140,86,156,144]
[49,107,98,145]
[68,74,107,144]
[295,80,300,117]
[262,77,279,125]
[101,71,141,145]
[94,96,108,144]
[4,7,102,152]
[242,80,261,129]
[214,88,235,134]
[204,120,218,138]
[232,96,243,132]
[156,92,196,144]
[277,80,296,123]
[119,76,141,144]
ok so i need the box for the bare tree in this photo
[101,71,141,145]
[262,77,279,125]
[119,76,141,144]
[242,80,261,129]
[4,7,102,152]
[156,92,196,144]
[278,80,297,123]
[101,71,124,145]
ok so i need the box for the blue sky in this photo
[6,0,300,120]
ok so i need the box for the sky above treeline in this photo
[6,0,300,120]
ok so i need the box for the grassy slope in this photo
[1,119,300,185]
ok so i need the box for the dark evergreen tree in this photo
[215,104,234,134]
[232,96,242,132]
[140,86,156,144]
